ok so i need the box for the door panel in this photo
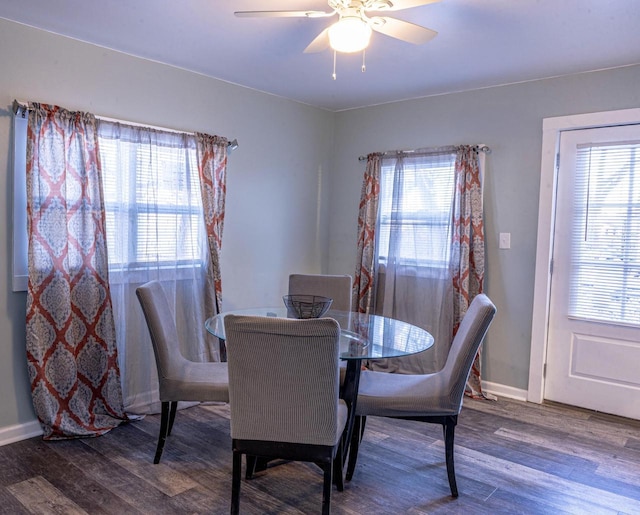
[570,333,640,386]
[545,124,640,420]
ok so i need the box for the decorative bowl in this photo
[283,294,333,319]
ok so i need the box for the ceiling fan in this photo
[234,0,440,55]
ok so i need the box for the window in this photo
[12,113,207,290]
[377,153,456,269]
[98,131,204,272]
[570,140,640,325]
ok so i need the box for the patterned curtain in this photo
[451,146,487,398]
[196,133,228,314]
[25,103,127,439]
[352,153,382,314]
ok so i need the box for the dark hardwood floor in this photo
[1,396,639,514]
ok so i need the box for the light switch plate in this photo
[499,232,511,249]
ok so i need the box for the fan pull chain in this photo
[331,49,367,79]
[333,50,337,80]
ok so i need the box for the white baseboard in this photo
[0,388,160,447]
[0,419,43,447]
[124,388,160,415]
[482,380,529,402]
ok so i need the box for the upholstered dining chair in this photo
[288,273,353,386]
[345,293,496,498]
[224,315,347,515]
[136,280,229,464]
[288,273,353,312]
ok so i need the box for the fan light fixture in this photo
[328,16,372,53]
[234,0,441,79]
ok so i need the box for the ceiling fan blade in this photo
[234,10,334,18]
[376,0,441,11]
[303,28,330,53]
[370,17,437,45]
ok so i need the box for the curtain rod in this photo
[357,144,491,162]
[12,100,239,151]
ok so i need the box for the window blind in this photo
[99,136,203,268]
[378,153,456,267]
[569,140,640,325]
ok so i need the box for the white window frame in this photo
[375,150,485,273]
[12,111,28,291]
[98,134,204,275]
[377,157,457,270]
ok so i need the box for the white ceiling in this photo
[1,0,639,111]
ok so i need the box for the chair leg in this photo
[333,441,344,492]
[167,401,178,436]
[321,462,333,515]
[154,402,172,464]
[346,415,366,481]
[231,451,242,515]
[443,416,458,498]
[245,455,258,480]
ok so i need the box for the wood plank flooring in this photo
[1,397,639,514]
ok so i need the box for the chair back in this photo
[288,273,353,312]
[136,281,186,388]
[439,294,496,411]
[224,315,342,446]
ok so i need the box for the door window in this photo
[569,141,640,325]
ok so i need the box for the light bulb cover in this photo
[328,17,372,53]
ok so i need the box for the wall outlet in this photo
[499,232,511,249]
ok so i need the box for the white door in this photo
[545,124,640,420]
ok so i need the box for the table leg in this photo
[218,337,227,362]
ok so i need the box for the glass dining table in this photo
[205,307,434,470]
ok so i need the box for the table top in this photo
[205,308,434,361]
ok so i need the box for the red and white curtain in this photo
[353,146,487,396]
[25,103,230,435]
[196,133,228,315]
[25,104,127,439]
[452,146,486,397]
[352,153,382,314]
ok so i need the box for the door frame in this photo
[528,107,640,404]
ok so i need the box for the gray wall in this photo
[0,19,335,432]
[329,65,640,391]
